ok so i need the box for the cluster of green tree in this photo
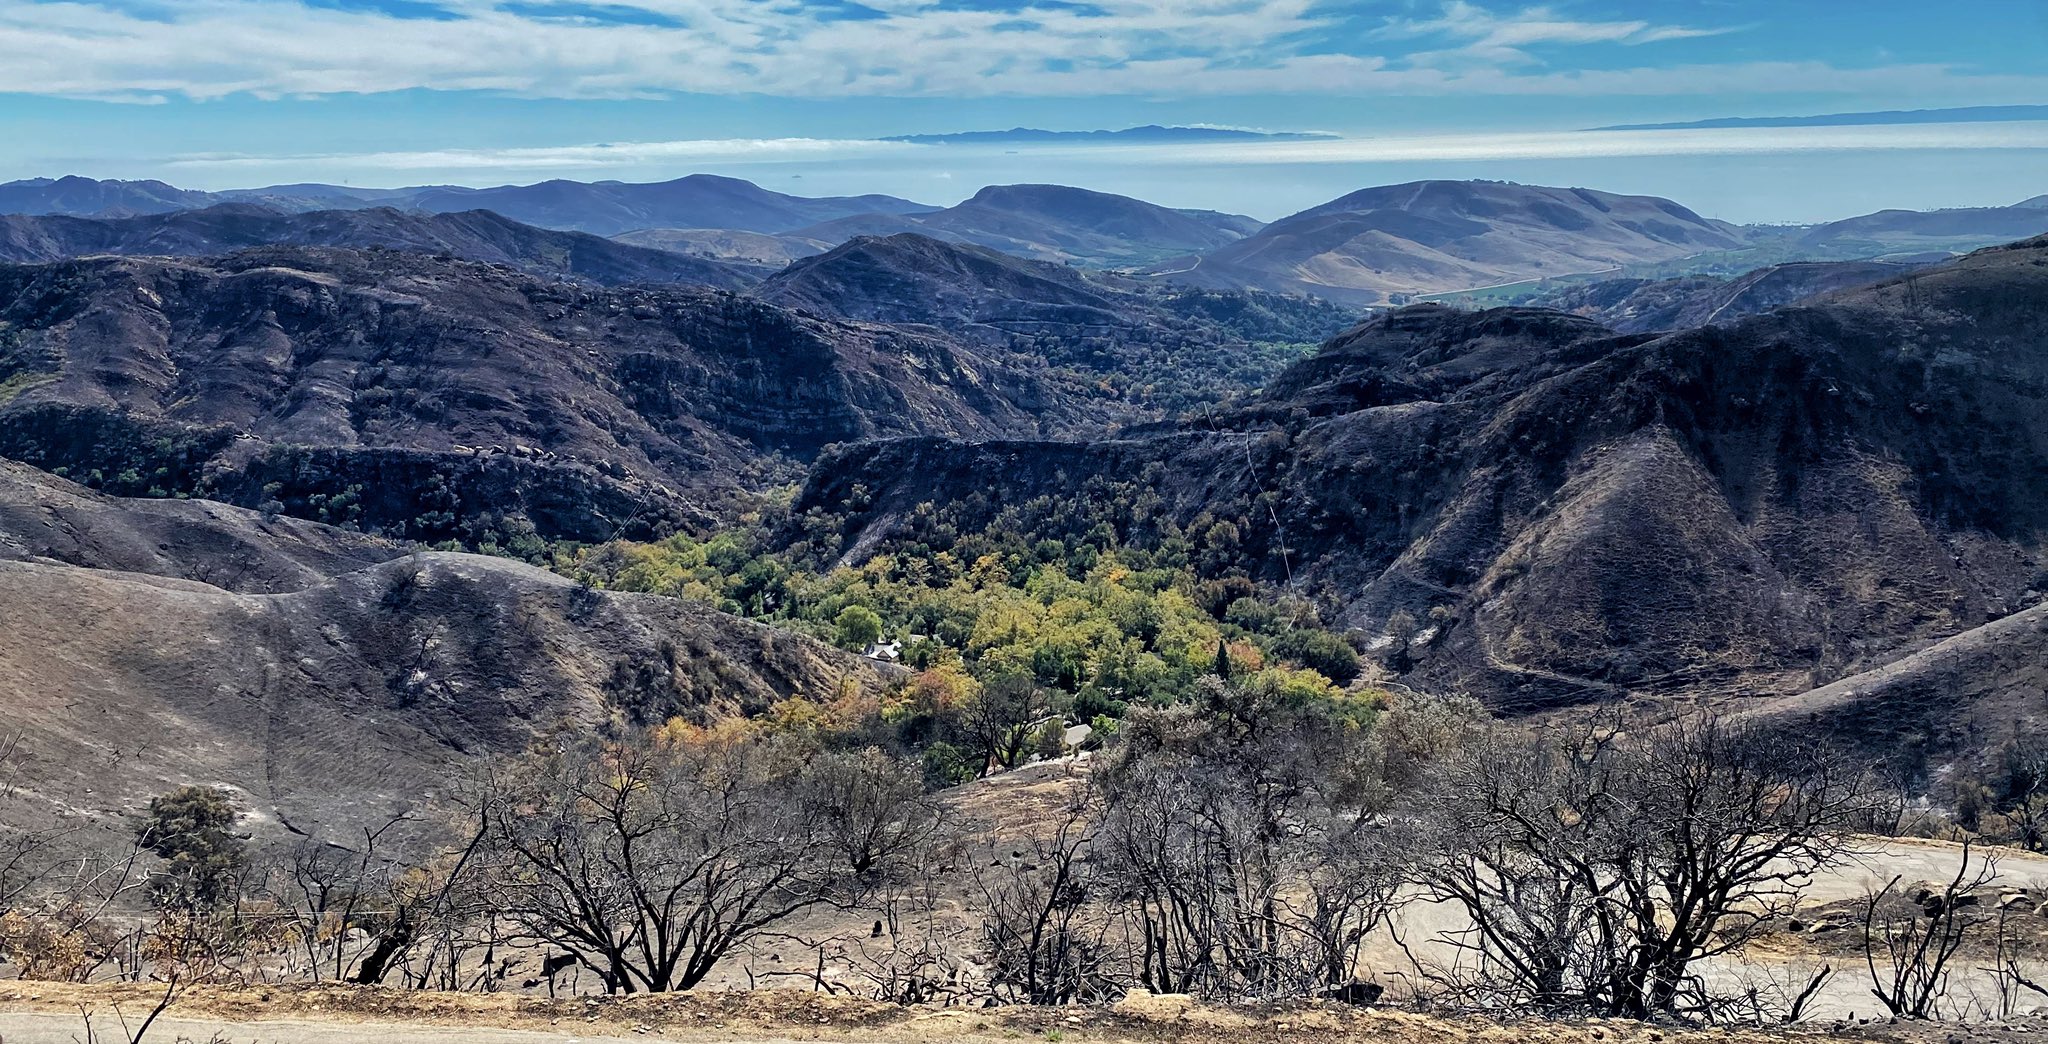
[561,490,1363,781]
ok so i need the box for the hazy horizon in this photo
[3,1,2043,224]
[8,119,2046,227]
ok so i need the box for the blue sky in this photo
[1,0,2044,220]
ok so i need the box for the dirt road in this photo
[2,981,2045,1044]
[0,1010,673,1043]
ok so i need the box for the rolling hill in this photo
[1154,180,1749,305]
[1793,196,2048,256]
[612,227,834,266]
[790,184,1263,268]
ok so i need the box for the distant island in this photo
[1597,104,2048,131]
[882,124,1339,145]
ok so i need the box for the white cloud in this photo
[1110,121,2048,164]
[152,121,2048,182]
[167,137,917,171]
[0,0,2032,102]
[1383,1,1739,49]
[1378,1,1748,70]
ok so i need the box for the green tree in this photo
[1281,630,1362,684]
[834,604,884,651]
[136,786,245,910]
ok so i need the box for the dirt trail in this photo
[2,981,2045,1044]
[0,982,1790,1044]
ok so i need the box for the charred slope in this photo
[754,233,1358,412]
[0,552,894,838]
[0,248,1096,543]
[792,240,2048,713]
[0,465,893,838]
[1159,180,1747,305]
[0,206,768,289]
[613,227,833,267]
[0,456,401,592]
[756,233,1128,329]
[1532,259,1932,333]
[1744,599,2048,768]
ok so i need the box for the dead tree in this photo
[470,730,929,993]
[1414,711,1876,1020]
[1863,841,1998,1019]
[1092,676,1406,1001]
[976,786,1117,1005]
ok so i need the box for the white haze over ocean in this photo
[136,121,2048,225]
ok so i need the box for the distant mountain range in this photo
[1597,104,2048,131]
[0,173,935,236]
[0,176,218,218]
[6,173,2046,308]
[375,175,935,236]
[881,125,1337,145]
[1151,180,1747,305]
[0,204,767,288]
